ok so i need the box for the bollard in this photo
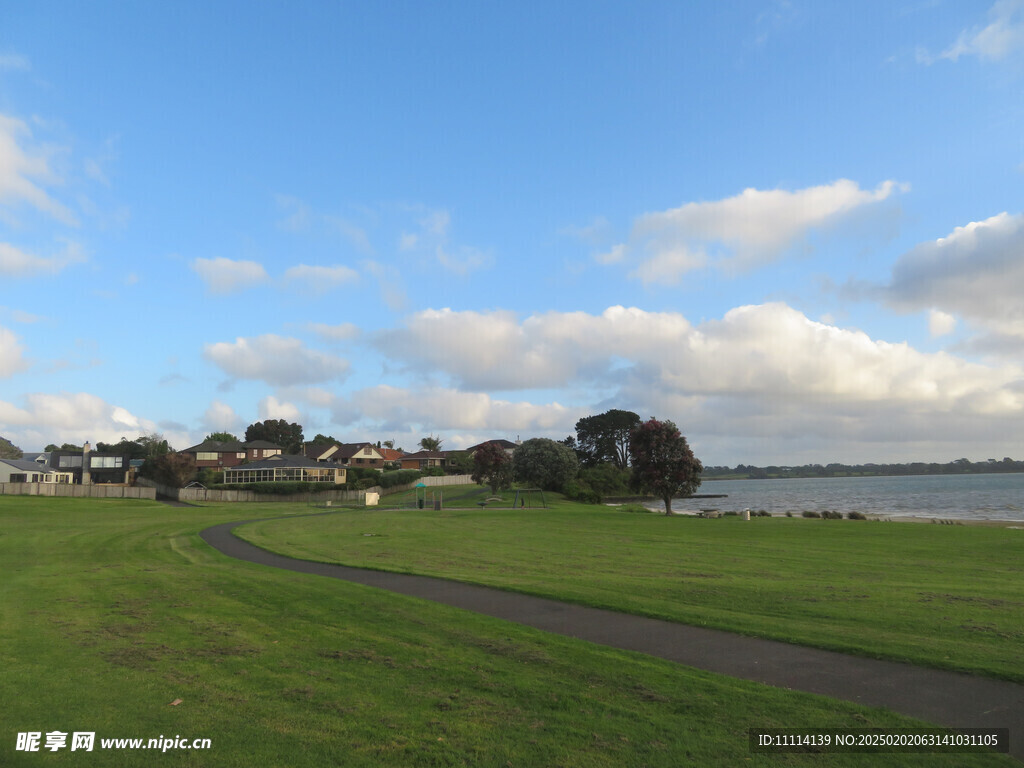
[742,509,751,521]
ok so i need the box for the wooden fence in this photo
[0,483,156,500]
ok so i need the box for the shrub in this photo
[724,511,738,517]
[355,477,380,490]
[822,510,843,520]
[756,510,771,517]
[802,511,821,518]
[380,469,423,489]
[785,511,793,517]
[847,511,867,520]
[563,480,601,504]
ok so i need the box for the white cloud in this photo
[190,257,269,294]
[626,179,902,280]
[627,245,706,285]
[203,334,349,386]
[307,322,360,341]
[258,395,302,422]
[941,0,1024,62]
[929,309,957,338]
[0,114,78,225]
[344,385,580,434]
[374,303,1024,423]
[884,212,1024,343]
[595,243,628,265]
[399,206,493,275]
[0,325,29,377]
[0,240,86,277]
[0,392,163,449]
[284,264,359,293]
[203,400,242,434]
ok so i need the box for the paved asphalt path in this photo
[199,515,1023,761]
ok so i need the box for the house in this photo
[0,458,73,484]
[222,454,347,485]
[46,444,130,484]
[467,439,520,456]
[378,447,404,468]
[399,450,453,470]
[301,442,386,469]
[179,440,283,468]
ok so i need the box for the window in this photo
[237,452,246,459]
[90,456,124,469]
[196,452,219,462]
[58,455,83,468]
[364,446,372,455]
[10,473,27,482]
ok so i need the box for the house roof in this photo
[378,448,403,461]
[0,458,58,474]
[333,443,383,459]
[226,454,340,471]
[182,440,247,453]
[182,440,282,454]
[402,450,448,459]
[467,439,518,452]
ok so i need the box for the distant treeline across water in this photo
[704,457,1024,480]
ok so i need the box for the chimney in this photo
[82,441,92,485]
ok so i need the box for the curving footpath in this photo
[200,515,1023,761]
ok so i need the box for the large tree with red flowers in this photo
[628,418,703,515]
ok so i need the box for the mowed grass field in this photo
[2,496,1017,767]
[237,486,1024,683]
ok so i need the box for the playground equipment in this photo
[411,482,443,511]
[511,488,547,509]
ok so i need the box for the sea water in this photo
[671,473,1024,522]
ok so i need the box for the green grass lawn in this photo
[237,488,1024,683]
[1,496,1015,767]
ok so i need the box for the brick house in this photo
[179,440,283,469]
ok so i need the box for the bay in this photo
[669,473,1024,522]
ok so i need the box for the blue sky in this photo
[2,1,1023,464]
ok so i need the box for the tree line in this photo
[704,457,1024,480]
[473,409,703,514]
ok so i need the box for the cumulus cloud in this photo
[191,257,269,294]
[623,179,902,281]
[0,114,78,226]
[203,400,242,434]
[341,385,579,435]
[0,325,29,377]
[203,334,349,386]
[940,0,1024,62]
[258,395,302,422]
[0,240,86,277]
[929,309,957,338]
[0,392,162,449]
[284,264,359,293]
[374,303,1024,455]
[883,212,1024,345]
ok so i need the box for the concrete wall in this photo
[136,477,365,504]
[134,473,474,504]
[0,483,156,500]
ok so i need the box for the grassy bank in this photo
[1,496,1014,766]
[237,489,1024,682]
